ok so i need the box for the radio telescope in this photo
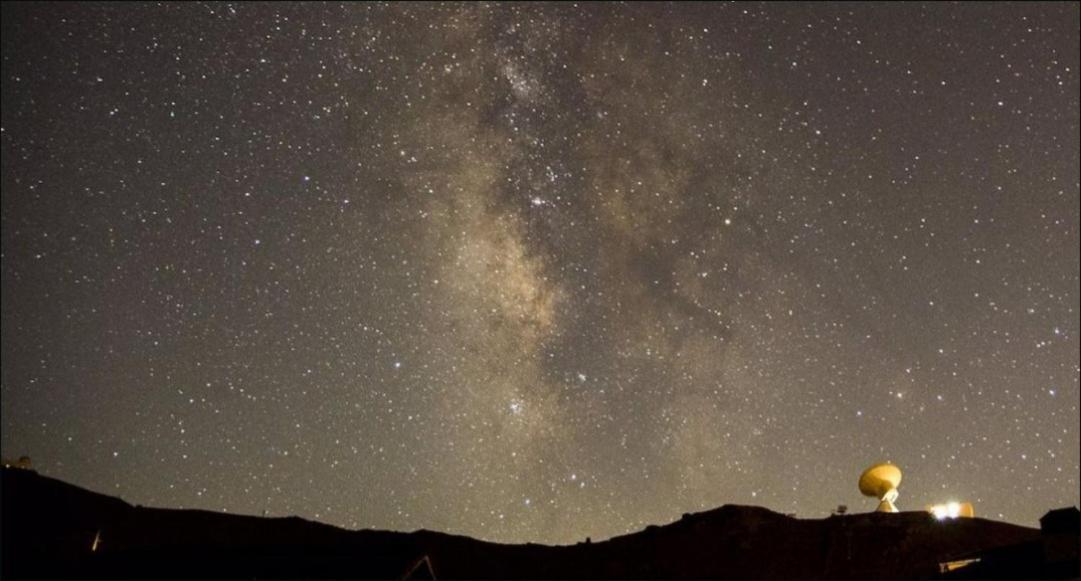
[858,462,902,513]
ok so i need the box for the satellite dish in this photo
[858,462,902,513]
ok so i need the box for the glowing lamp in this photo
[927,501,975,520]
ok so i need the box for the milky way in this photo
[2,3,1078,544]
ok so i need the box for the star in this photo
[0,1,1075,546]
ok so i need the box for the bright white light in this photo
[947,502,961,518]
[931,502,963,520]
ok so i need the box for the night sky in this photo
[2,3,1078,545]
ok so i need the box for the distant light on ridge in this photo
[928,501,974,520]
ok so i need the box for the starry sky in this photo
[2,2,1078,545]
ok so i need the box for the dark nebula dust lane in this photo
[1,2,1078,544]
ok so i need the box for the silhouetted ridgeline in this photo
[2,467,1076,579]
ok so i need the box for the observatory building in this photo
[857,461,979,519]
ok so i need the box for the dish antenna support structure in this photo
[858,462,902,513]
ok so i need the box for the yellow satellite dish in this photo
[858,462,902,512]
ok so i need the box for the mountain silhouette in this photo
[2,467,1075,579]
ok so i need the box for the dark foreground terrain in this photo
[2,467,1077,579]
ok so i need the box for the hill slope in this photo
[0,467,1048,579]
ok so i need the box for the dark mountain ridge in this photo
[2,467,1072,579]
